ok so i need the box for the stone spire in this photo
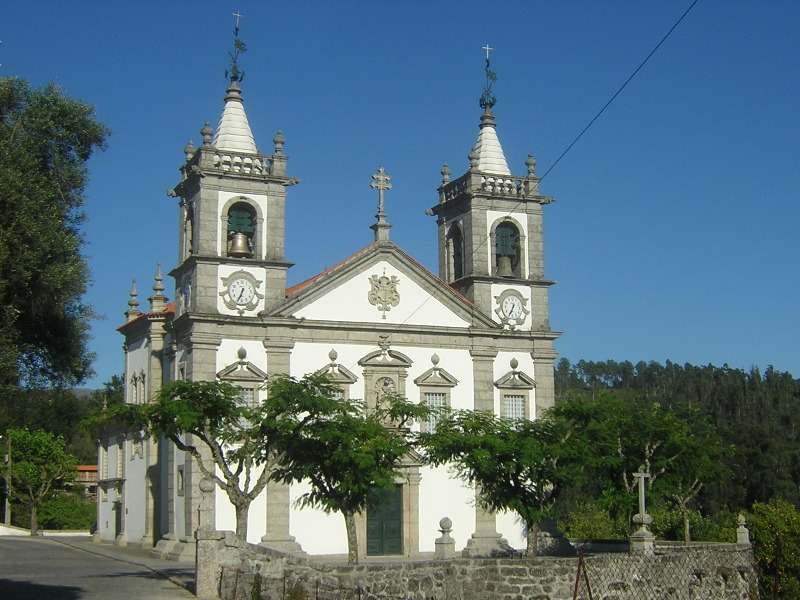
[149,264,167,312]
[212,13,258,154]
[469,45,511,175]
[369,167,392,242]
[126,280,140,322]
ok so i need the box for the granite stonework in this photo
[205,534,758,600]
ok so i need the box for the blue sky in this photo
[2,1,798,387]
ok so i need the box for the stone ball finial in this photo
[237,346,247,361]
[431,353,440,366]
[329,348,338,362]
[510,357,519,370]
[201,122,214,146]
[738,513,746,527]
[440,163,451,184]
[184,140,196,162]
[526,154,537,176]
[438,517,452,534]
[468,150,479,170]
[199,477,215,494]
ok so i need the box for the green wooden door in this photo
[366,485,403,555]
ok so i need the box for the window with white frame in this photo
[424,391,448,432]
[237,386,257,408]
[331,387,345,401]
[503,394,526,421]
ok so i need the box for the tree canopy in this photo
[0,77,108,388]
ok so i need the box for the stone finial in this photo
[737,514,751,545]
[468,150,479,171]
[153,264,165,293]
[273,130,285,156]
[510,357,519,370]
[237,346,247,361]
[201,122,214,147]
[149,264,167,312]
[184,140,196,162]
[440,163,451,185]
[435,516,455,559]
[431,353,440,367]
[126,280,140,322]
[328,348,338,363]
[526,154,537,177]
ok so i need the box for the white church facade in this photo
[96,45,560,560]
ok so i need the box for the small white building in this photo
[97,48,560,560]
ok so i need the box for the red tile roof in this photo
[285,244,375,297]
[117,301,175,331]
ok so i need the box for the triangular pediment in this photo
[217,360,268,382]
[314,363,358,385]
[269,242,497,329]
[494,370,536,390]
[413,366,458,387]
[358,348,413,368]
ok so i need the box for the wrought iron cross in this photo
[482,44,493,61]
[232,10,242,31]
[370,167,392,220]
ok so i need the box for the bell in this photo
[497,255,514,277]
[228,232,252,258]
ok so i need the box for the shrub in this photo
[560,502,626,540]
[37,493,95,530]
[749,498,800,599]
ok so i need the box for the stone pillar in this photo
[629,468,655,555]
[435,517,456,559]
[532,342,557,417]
[196,477,224,600]
[463,348,507,557]
[141,327,164,547]
[260,337,303,553]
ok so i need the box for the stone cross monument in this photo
[629,466,655,554]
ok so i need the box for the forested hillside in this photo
[554,359,800,513]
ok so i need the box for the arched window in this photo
[495,221,521,278]
[447,224,464,281]
[226,202,256,257]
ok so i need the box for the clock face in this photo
[228,277,255,306]
[502,295,524,320]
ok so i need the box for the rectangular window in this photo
[116,441,124,478]
[101,444,108,479]
[503,394,526,421]
[237,387,256,407]
[331,387,344,401]
[424,391,448,432]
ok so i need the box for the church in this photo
[95,34,560,560]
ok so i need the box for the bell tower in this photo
[169,22,297,319]
[429,49,554,332]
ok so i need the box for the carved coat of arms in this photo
[368,274,400,319]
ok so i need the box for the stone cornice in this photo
[169,255,293,279]
[454,274,556,288]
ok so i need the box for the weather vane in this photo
[226,10,247,82]
[479,43,497,111]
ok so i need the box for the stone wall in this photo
[207,534,757,600]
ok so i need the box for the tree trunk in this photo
[344,511,358,564]
[526,521,540,557]
[683,510,691,543]
[234,502,249,541]
[30,503,38,536]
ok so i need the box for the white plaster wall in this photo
[217,191,269,259]
[418,465,475,552]
[492,351,536,418]
[489,283,533,330]
[124,445,146,540]
[486,210,529,279]
[496,510,527,550]
[216,264,268,316]
[292,260,470,328]
[214,462,268,545]
[287,342,477,555]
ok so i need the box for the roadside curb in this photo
[48,537,195,595]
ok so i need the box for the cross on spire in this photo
[232,9,242,32]
[370,167,392,242]
[479,43,497,111]
[482,44,493,61]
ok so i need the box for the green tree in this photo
[1,428,77,535]
[422,410,578,556]
[0,78,108,387]
[749,498,800,599]
[268,375,429,563]
[104,379,299,541]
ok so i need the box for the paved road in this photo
[0,536,195,599]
